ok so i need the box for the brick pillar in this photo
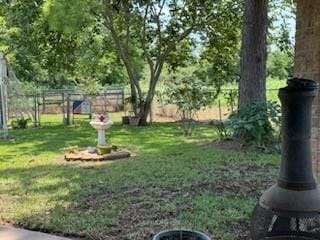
[294,0,320,176]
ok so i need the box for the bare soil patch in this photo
[86,163,277,240]
[200,139,247,152]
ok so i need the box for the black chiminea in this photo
[250,78,320,240]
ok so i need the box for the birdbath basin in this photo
[90,121,113,131]
[90,114,113,145]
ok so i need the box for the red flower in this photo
[98,115,106,122]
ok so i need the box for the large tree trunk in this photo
[239,0,268,108]
[129,82,138,115]
[139,98,152,126]
[138,62,163,126]
[138,76,158,126]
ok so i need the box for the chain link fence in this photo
[9,88,281,126]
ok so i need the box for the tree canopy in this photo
[40,0,242,124]
[0,0,295,125]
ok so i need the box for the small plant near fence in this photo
[210,119,232,140]
[11,116,31,129]
[164,75,215,136]
[223,90,238,112]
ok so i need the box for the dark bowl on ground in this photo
[152,229,211,240]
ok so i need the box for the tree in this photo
[99,1,213,125]
[239,0,268,108]
[0,0,130,89]
[44,0,242,125]
[269,0,295,55]
[267,0,295,81]
[239,0,295,107]
[267,50,293,80]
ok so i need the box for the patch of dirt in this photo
[11,162,274,240]
[186,164,276,239]
[73,187,144,215]
[60,159,277,240]
[224,219,250,240]
[96,164,277,240]
[105,187,179,240]
[201,139,246,152]
[190,164,277,198]
[202,139,281,154]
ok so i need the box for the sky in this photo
[272,5,296,47]
[284,16,296,41]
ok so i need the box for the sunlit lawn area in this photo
[0,114,279,240]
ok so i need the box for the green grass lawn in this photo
[0,114,279,240]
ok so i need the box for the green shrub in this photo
[11,117,31,129]
[223,90,238,112]
[210,120,232,140]
[164,75,215,136]
[229,101,281,147]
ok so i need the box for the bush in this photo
[229,101,281,147]
[11,117,31,129]
[210,120,232,140]
[164,75,215,136]
[223,90,238,113]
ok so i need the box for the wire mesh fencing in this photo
[8,88,281,126]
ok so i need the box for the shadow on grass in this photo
[0,153,193,239]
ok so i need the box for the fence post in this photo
[42,91,45,113]
[34,94,37,127]
[230,91,234,113]
[0,52,8,139]
[218,100,222,121]
[62,92,66,124]
[37,93,41,126]
[121,89,125,111]
[66,93,70,125]
[104,90,107,112]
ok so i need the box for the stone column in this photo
[294,0,320,176]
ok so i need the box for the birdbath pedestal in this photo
[90,120,113,145]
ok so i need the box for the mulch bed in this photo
[64,148,131,161]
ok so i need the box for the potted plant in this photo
[152,229,211,240]
[128,115,140,126]
[97,144,112,155]
[122,115,130,125]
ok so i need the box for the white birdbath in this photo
[90,120,113,145]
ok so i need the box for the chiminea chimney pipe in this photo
[250,78,320,240]
[258,78,320,213]
[278,78,318,190]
